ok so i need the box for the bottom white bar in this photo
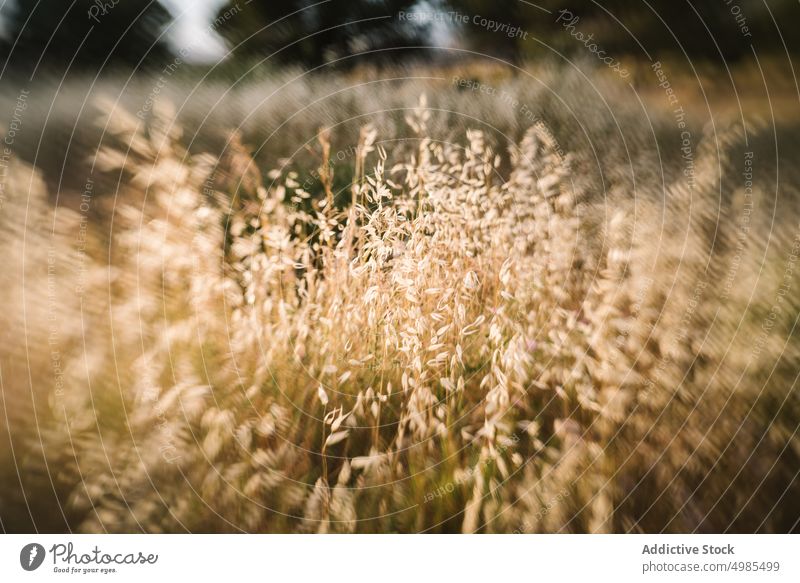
[0,535,796,582]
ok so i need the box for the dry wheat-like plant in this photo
[4,88,798,533]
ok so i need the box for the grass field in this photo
[1,59,799,532]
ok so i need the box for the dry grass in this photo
[2,65,799,533]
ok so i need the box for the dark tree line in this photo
[0,0,797,75]
[211,0,799,68]
[1,0,172,77]
[209,0,429,69]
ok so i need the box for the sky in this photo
[158,0,230,62]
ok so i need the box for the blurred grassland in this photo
[1,58,799,533]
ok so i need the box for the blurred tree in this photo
[3,0,173,76]
[443,0,799,64]
[213,0,430,69]
[447,0,528,63]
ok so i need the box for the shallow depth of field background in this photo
[1,0,799,533]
